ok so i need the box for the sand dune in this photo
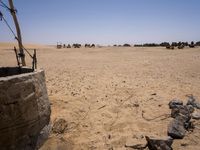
[1,45,200,149]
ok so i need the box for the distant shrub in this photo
[142,43,159,47]
[189,41,195,48]
[196,41,200,46]
[123,44,131,47]
[160,42,170,47]
[134,44,143,47]
[171,42,178,47]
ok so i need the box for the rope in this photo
[0,1,16,13]
[0,1,10,10]
[0,10,33,58]
[1,14,17,38]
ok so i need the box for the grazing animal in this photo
[85,44,90,48]
[178,45,184,49]
[91,44,95,48]
[73,44,81,48]
[67,44,71,48]
[57,42,62,49]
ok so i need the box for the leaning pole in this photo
[8,0,26,66]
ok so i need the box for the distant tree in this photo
[134,44,143,47]
[171,42,178,47]
[123,44,131,47]
[143,43,159,47]
[196,41,200,46]
[189,41,195,48]
[160,42,170,47]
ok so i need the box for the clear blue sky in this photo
[0,0,200,45]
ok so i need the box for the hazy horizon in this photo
[1,0,200,45]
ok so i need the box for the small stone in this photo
[145,136,173,150]
[52,118,68,134]
[186,95,200,109]
[192,111,200,120]
[167,118,186,139]
[168,99,183,109]
[181,143,189,147]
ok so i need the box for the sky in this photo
[0,0,200,45]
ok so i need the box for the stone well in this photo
[0,67,51,150]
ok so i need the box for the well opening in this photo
[0,67,34,77]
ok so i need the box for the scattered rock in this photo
[52,118,68,134]
[170,105,192,122]
[192,111,200,120]
[127,96,199,149]
[167,117,186,139]
[151,93,157,96]
[186,95,200,109]
[145,136,173,150]
[169,99,183,109]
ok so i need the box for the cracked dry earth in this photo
[1,44,200,149]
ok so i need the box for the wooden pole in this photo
[8,0,26,66]
[14,46,20,67]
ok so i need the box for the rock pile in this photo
[126,95,200,150]
[167,97,196,139]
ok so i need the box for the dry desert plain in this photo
[1,43,200,149]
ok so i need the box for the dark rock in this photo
[170,105,192,122]
[184,120,194,130]
[186,95,200,109]
[169,99,183,109]
[52,118,68,134]
[168,118,186,139]
[145,136,173,150]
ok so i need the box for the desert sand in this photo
[1,43,200,149]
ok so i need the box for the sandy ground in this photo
[1,43,200,149]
